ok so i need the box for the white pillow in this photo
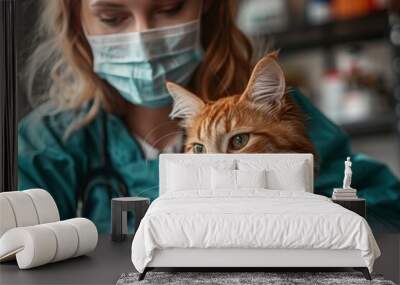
[238,159,308,191]
[166,160,236,192]
[211,168,236,190]
[211,168,267,190]
[267,161,307,191]
[236,169,267,189]
[167,163,211,191]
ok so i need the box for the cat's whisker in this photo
[142,120,181,145]
[147,130,185,150]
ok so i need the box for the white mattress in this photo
[131,190,380,273]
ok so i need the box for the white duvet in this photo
[131,190,380,273]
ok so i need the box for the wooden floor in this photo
[373,234,400,284]
[351,134,400,283]
[0,234,398,284]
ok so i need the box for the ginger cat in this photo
[166,52,315,155]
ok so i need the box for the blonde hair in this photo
[26,0,253,136]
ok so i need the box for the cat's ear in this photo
[242,52,286,108]
[166,81,205,125]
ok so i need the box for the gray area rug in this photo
[117,272,395,285]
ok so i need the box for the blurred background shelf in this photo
[271,10,388,53]
[340,113,395,137]
[238,0,400,177]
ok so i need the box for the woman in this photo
[19,0,400,233]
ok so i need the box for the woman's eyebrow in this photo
[153,0,184,7]
[90,0,125,9]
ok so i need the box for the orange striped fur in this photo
[166,53,315,155]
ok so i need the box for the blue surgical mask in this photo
[86,19,203,108]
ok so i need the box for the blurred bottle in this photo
[237,0,289,35]
[331,0,374,20]
[342,72,372,123]
[320,45,390,125]
[319,68,372,124]
[319,70,346,122]
[306,0,332,25]
[369,0,388,10]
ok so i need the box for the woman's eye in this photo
[99,15,129,27]
[193,143,205,154]
[157,2,184,16]
[229,133,250,151]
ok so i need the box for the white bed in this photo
[131,154,380,280]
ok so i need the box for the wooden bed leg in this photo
[354,267,372,280]
[138,268,148,281]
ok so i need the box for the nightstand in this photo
[111,197,150,242]
[331,198,366,218]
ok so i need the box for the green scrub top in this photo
[18,90,400,233]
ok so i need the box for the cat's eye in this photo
[193,143,205,154]
[229,133,250,151]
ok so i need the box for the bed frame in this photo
[138,154,371,281]
[140,248,371,280]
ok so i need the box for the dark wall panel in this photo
[0,0,17,191]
